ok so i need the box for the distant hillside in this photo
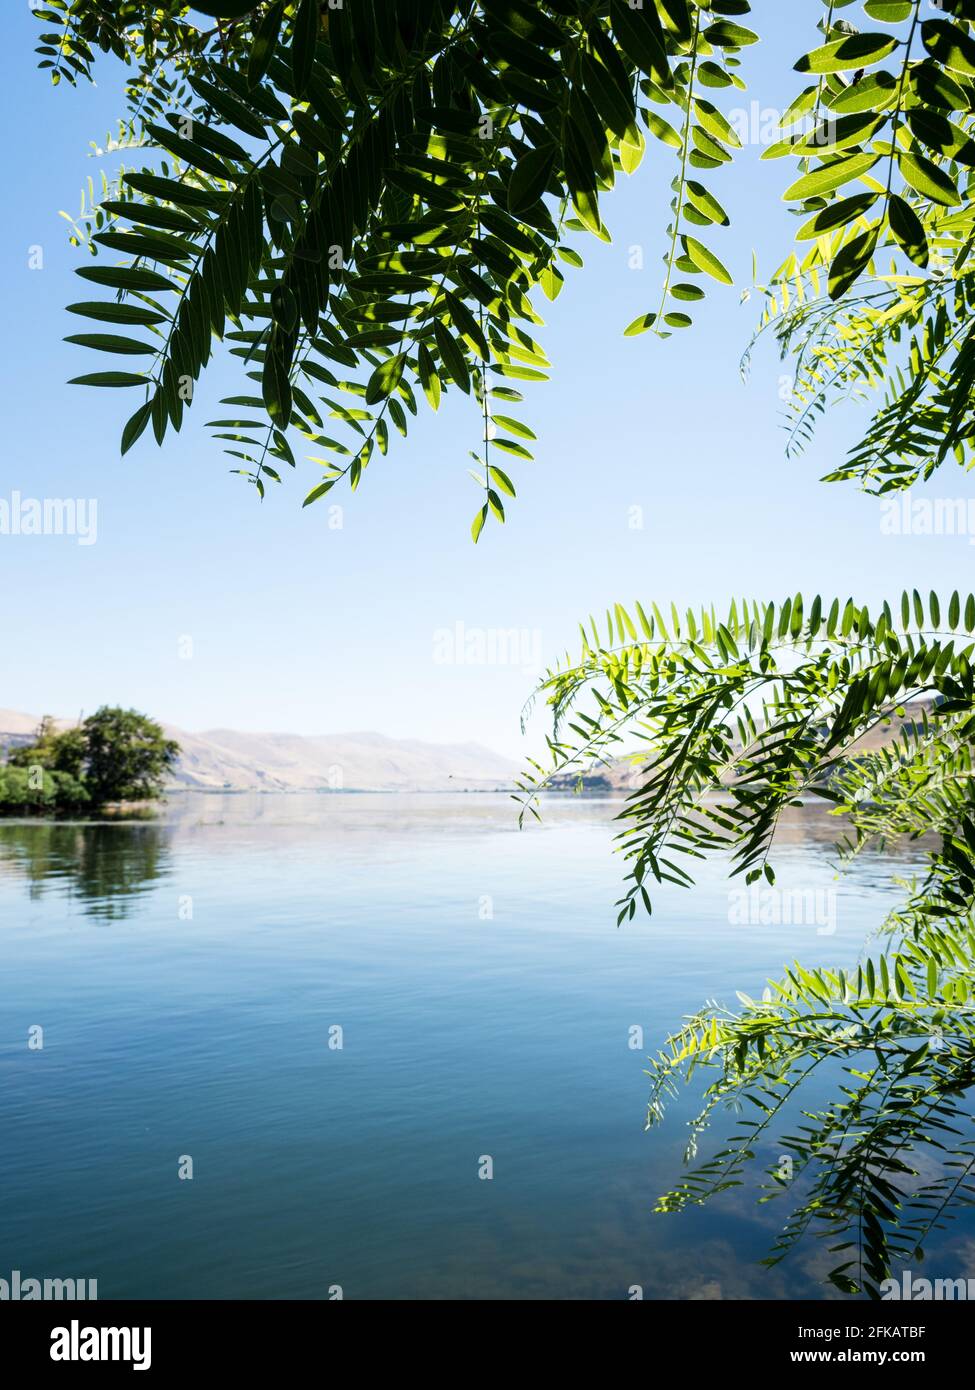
[543,700,941,794]
[2,698,936,797]
[0,711,518,793]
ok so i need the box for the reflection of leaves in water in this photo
[0,821,171,921]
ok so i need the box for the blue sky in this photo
[1,2,968,758]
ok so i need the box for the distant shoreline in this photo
[0,785,842,829]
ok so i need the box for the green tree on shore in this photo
[82,706,180,804]
[4,707,179,813]
[7,715,87,777]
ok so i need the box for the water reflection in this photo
[0,820,171,921]
[0,794,932,924]
[0,793,958,1298]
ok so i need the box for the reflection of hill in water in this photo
[743,798,934,866]
[0,821,171,921]
[562,790,934,870]
[0,794,930,922]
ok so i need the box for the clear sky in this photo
[1,2,967,759]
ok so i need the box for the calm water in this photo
[0,793,970,1300]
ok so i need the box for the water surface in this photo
[0,793,968,1299]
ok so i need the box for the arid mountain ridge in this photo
[0,710,518,793]
[0,698,933,795]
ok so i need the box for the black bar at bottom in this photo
[0,1298,962,1374]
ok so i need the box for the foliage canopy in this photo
[6,708,179,811]
[39,0,975,528]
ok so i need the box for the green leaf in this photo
[827,70,899,115]
[539,265,564,301]
[64,333,157,355]
[144,121,234,183]
[828,226,879,300]
[433,320,470,394]
[580,50,636,139]
[704,20,758,48]
[864,0,912,19]
[492,414,536,440]
[302,480,335,508]
[365,353,406,405]
[67,302,167,327]
[489,466,517,497]
[922,18,975,77]
[909,60,970,113]
[794,112,885,156]
[624,312,656,336]
[571,187,603,238]
[646,111,681,150]
[784,152,880,202]
[927,954,939,999]
[796,32,898,74]
[492,437,533,460]
[249,0,284,89]
[693,99,742,150]
[796,192,878,241]
[189,75,269,140]
[417,343,441,411]
[685,180,730,226]
[68,372,150,387]
[75,266,175,293]
[907,109,975,167]
[620,129,645,175]
[262,346,292,424]
[123,172,227,211]
[481,0,564,46]
[120,401,153,455]
[508,143,555,215]
[683,236,733,285]
[899,151,961,207]
[291,0,318,96]
[94,229,197,263]
[888,194,929,269]
[657,0,693,42]
[609,0,671,86]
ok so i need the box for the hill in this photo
[0,711,517,793]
